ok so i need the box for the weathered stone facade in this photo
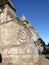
[20,15,40,42]
[0,1,39,65]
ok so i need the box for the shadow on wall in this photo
[0,54,2,63]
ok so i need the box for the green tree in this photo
[37,38,46,50]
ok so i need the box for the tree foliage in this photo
[37,38,46,50]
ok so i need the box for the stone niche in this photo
[0,1,39,65]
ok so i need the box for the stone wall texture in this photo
[0,5,39,65]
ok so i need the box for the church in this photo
[0,0,39,65]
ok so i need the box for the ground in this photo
[0,55,49,65]
[35,55,49,65]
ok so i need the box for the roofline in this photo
[8,1,16,12]
[0,0,16,12]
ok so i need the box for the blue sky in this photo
[11,0,49,44]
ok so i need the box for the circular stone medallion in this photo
[17,28,31,45]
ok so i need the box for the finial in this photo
[21,15,26,21]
